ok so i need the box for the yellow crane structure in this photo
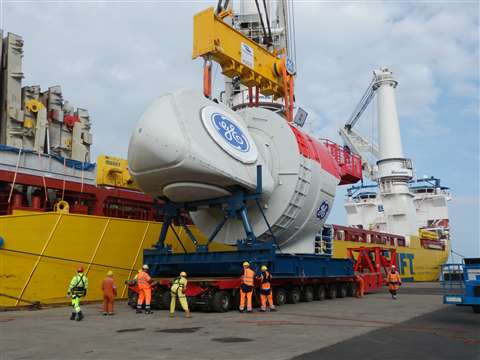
[192,7,295,121]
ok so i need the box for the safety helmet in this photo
[107,270,114,277]
[242,261,250,267]
[142,264,149,270]
[77,266,84,273]
[261,265,268,272]
[180,271,187,277]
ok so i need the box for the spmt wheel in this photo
[337,283,348,298]
[314,285,326,301]
[274,287,287,306]
[161,289,171,310]
[301,286,314,302]
[326,284,337,299]
[287,287,301,304]
[212,291,231,313]
[346,282,356,297]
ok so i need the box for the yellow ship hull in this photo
[0,211,229,308]
[0,211,448,308]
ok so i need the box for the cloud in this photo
[293,1,478,140]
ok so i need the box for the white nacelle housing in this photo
[128,90,340,253]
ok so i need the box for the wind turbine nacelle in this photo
[128,90,341,253]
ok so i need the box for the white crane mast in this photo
[342,68,418,240]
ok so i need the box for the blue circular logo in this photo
[211,113,250,153]
[316,201,329,220]
[286,58,296,75]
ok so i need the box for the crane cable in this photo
[290,0,297,68]
[254,0,269,45]
[262,0,273,45]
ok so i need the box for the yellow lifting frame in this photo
[193,7,285,99]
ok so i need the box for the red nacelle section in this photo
[289,125,341,179]
[321,139,362,185]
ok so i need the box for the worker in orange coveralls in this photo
[258,265,276,312]
[136,264,154,314]
[355,272,365,298]
[101,270,117,315]
[239,261,255,313]
[387,265,402,299]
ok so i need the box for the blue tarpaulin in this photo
[0,144,96,171]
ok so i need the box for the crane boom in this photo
[345,78,375,129]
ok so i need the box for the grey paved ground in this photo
[1,283,478,360]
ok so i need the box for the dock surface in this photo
[1,283,478,360]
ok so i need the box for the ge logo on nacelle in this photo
[211,113,250,153]
[316,201,329,220]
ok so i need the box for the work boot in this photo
[102,312,108,316]
[169,313,174,318]
[239,309,245,313]
[136,309,143,314]
[259,309,266,312]
[270,308,277,312]
[185,310,192,318]
[76,311,84,321]
[70,312,76,320]
[246,310,253,314]
[108,313,115,316]
[145,309,153,314]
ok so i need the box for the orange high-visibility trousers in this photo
[356,277,365,298]
[260,293,275,310]
[137,288,152,306]
[103,294,115,313]
[239,289,253,311]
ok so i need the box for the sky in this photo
[1,0,479,258]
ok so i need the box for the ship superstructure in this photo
[0,32,92,162]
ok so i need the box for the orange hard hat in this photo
[77,266,84,273]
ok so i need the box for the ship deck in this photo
[1,282,478,360]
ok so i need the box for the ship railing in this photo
[332,224,406,247]
[315,225,333,256]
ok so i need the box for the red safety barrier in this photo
[321,139,363,185]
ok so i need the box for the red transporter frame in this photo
[347,246,397,292]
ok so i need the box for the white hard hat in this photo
[142,264,149,270]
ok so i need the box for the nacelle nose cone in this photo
[128,93,186,175]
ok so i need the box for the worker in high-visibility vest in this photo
[170,271,191,318]
[239,261,255,313]
[355,273,365,298]
[136,264,154,314]
[101,270,117,315]
[258,265,276,312]
[67,266,89,321]
[387,265,402,299]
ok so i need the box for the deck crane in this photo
[339,72,383,180]
[340,67,418,239]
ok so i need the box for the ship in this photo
[0,2,450,308]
